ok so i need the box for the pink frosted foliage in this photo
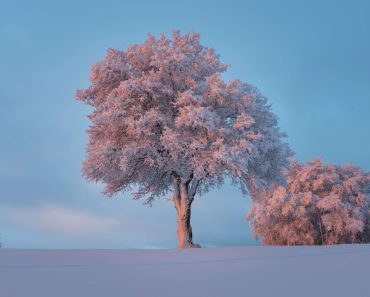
[248,159,370,245]
[76,31,290,205]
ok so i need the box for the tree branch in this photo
[189,178,200,200]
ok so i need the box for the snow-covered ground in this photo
[1,244,369,297]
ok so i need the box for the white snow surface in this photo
[1,244,369,297]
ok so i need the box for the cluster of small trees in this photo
[247,160,370,245]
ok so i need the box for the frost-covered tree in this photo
[247,159,370,245]
[76,31,290,248]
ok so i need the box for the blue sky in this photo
[1,0,369,248]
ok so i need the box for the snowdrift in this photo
[1,244,369,297]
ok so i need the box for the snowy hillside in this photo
[1,244,369,297]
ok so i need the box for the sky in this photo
[1,0,369,249]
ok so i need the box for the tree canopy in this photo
[248,159,370,245]
[76,31,290,204]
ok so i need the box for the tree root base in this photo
[179,242,201,249]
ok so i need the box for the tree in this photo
[247,159,370,245]
[76,31,290,248]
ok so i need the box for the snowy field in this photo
[1,244,369,297]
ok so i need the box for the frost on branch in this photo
[76,31,290,247]
[247,159,370,245]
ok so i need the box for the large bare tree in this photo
[76,31,290,248]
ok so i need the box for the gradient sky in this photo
[1,0,369,248]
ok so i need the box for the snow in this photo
[1,244,369,297]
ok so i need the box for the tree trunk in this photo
[173,176,200,248]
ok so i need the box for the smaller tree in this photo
[247,159,370,245]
